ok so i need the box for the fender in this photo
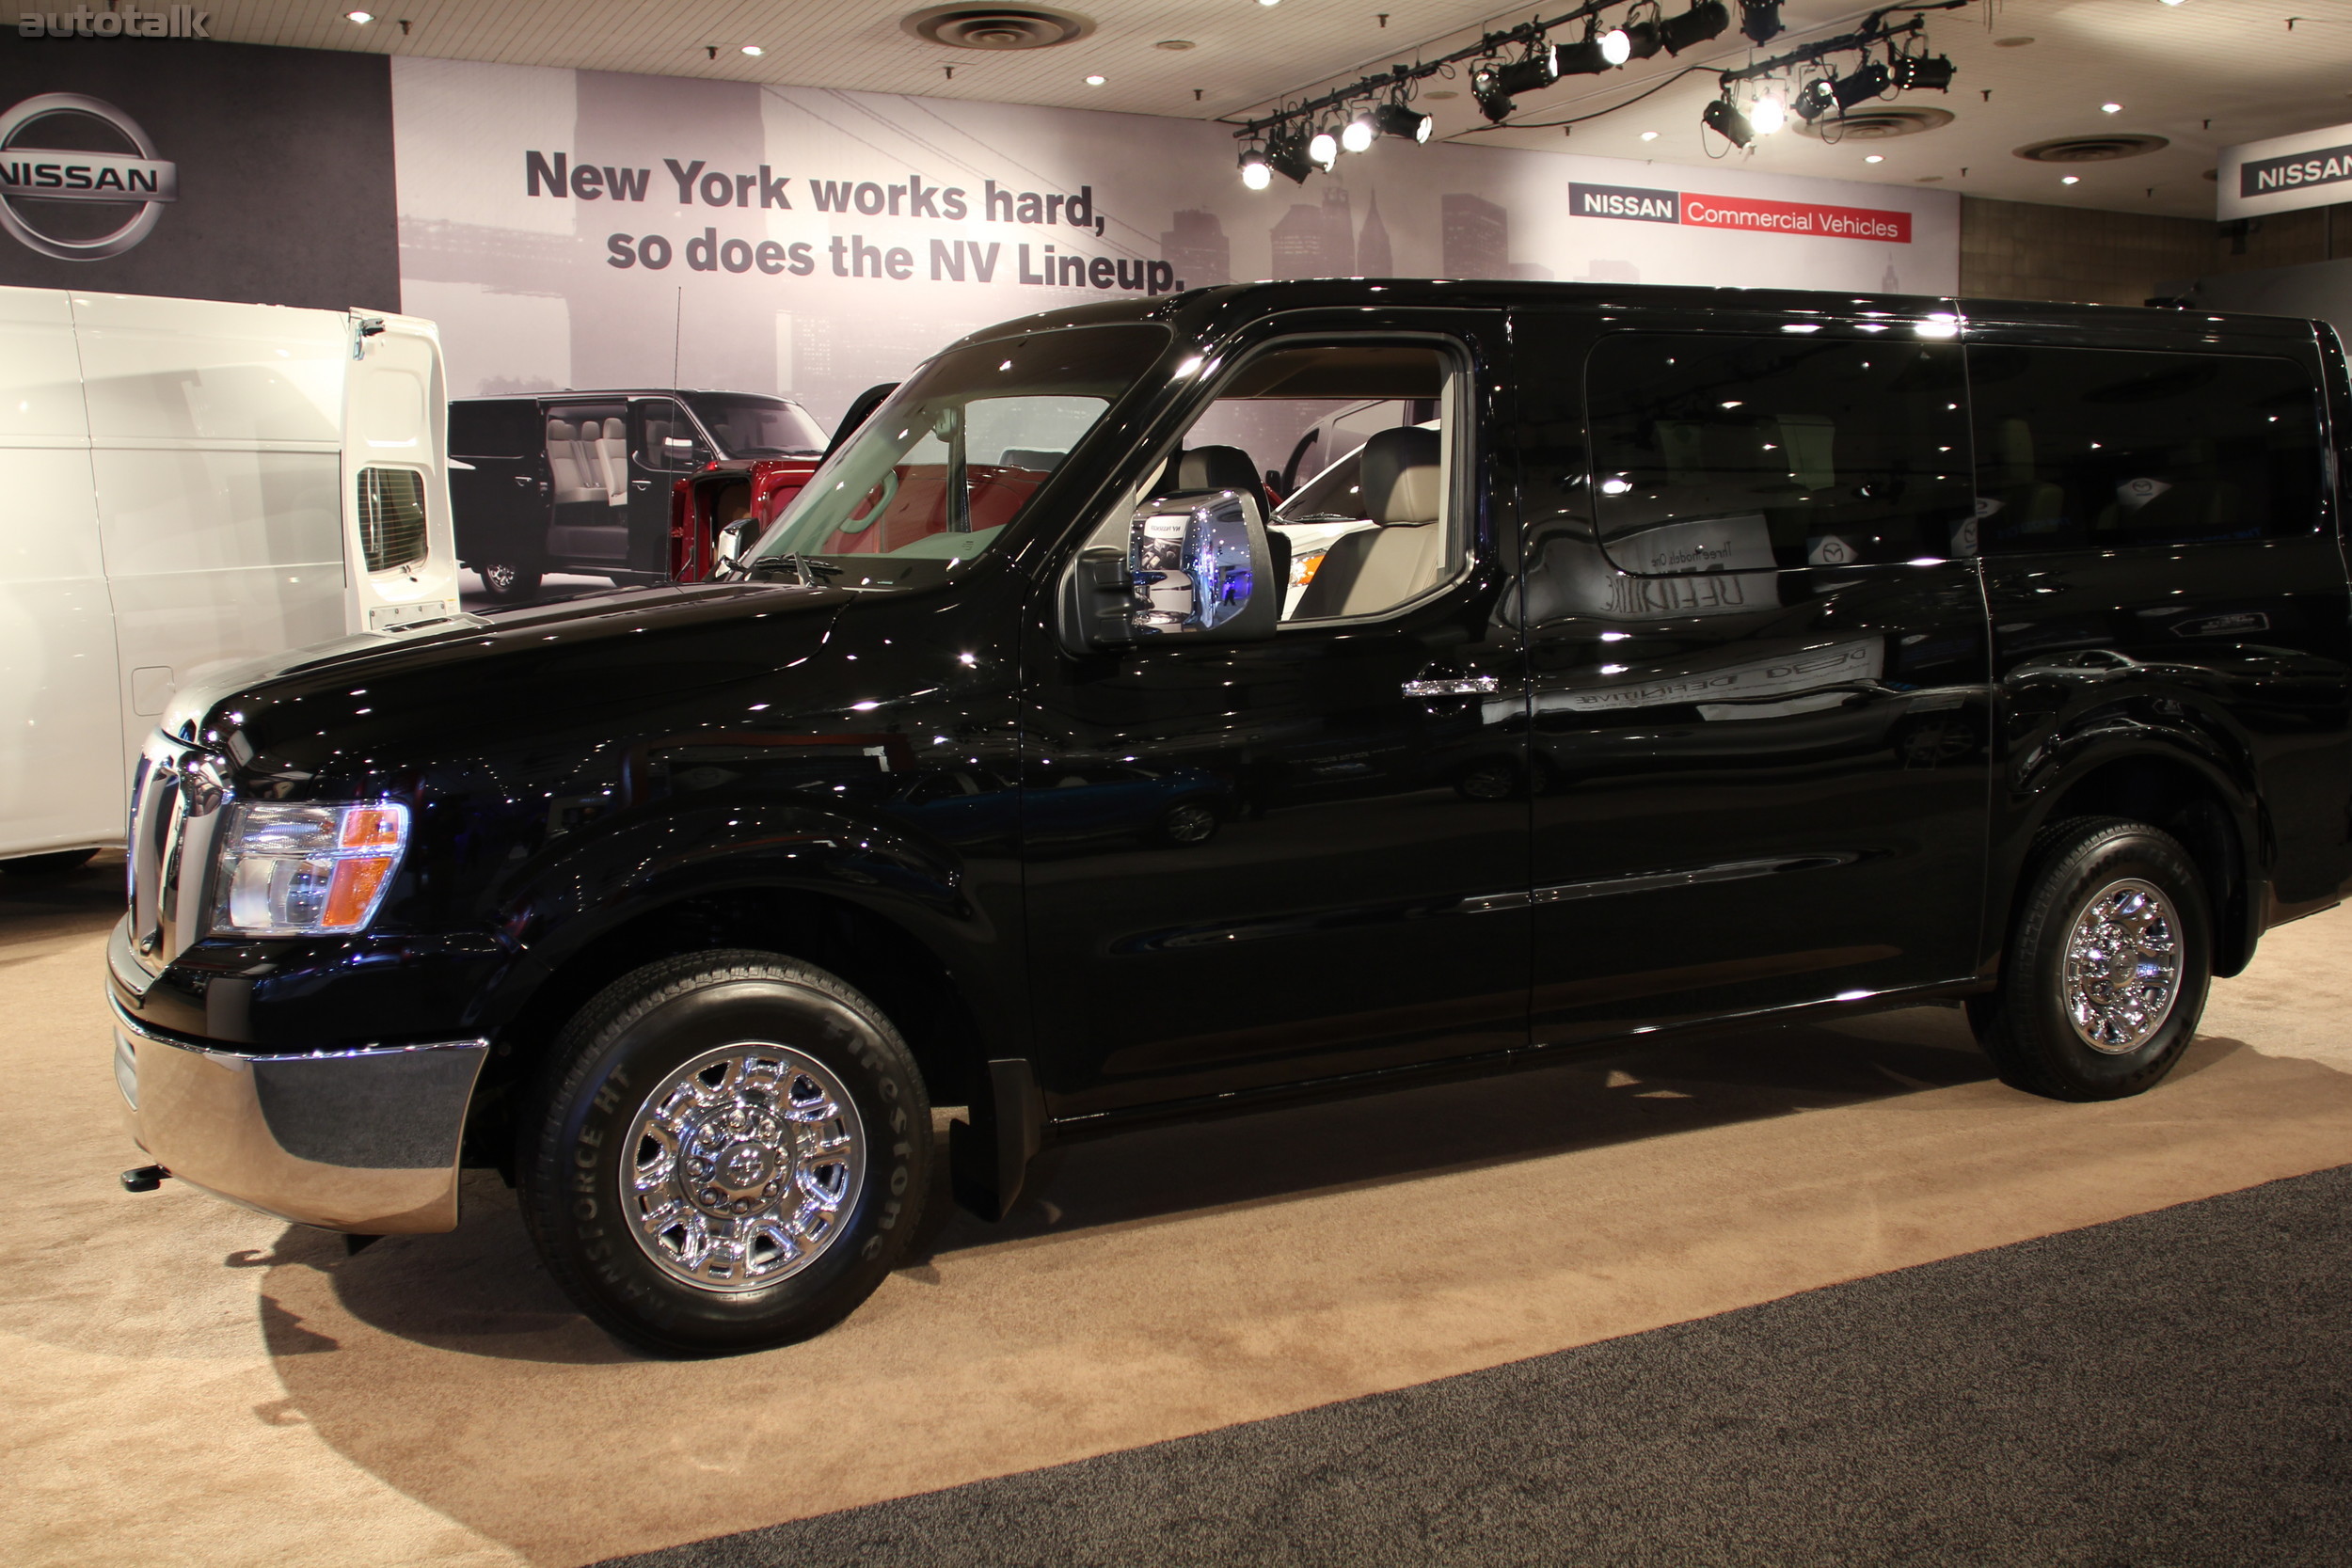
[469,794,1022,1055]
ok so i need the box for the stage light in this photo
[1703,98,1756,148]
[1239,147,1273,189]
[1793,77,1838,122]
[1659,0,1729,54]
[1308,128,1340,168]
[1740,0,1782,45]
[1470,61,1521,123]
[1749,94,1787,135]
[1834,60,1891,110]
[1264,125,1315,182]
[1890,53,1954,91]
[1621,19,1663,61]
[1374,102,1433,143]
[1557,29,1630,75]
[1342,111,1376,153]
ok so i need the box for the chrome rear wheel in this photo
[2061,878,2182,1054]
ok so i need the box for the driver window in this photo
[1104,341,1462,623]
[634,398,711,473]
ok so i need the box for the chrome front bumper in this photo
[111,995,487,1235]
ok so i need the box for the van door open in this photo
[343,314,460,631]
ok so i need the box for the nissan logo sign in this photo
[0,92,176,260]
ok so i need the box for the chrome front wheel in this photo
[623,1043,866,1291]
[2061,878,2183,1054]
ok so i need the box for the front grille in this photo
[357,467,430,574]
[126,733,230,973]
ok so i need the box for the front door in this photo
[1513,304,1994,1046]
[631,398,712,577]
[1018,318,1531,1120]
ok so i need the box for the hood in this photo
[173,580,850,778]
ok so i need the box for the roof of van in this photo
[942,278,2329,354]
[449,389,804,404]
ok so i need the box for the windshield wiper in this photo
[742,552,843,584]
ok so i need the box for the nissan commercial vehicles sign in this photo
[0,34,399,310]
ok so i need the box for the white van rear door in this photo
[0,286,122,857]
[344,312,460,631]
[74,291,348,770]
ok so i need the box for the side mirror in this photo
[1058,488,1279,655]
[714,515,756,575]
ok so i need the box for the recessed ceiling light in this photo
[1259,0,1280,7]
[1085,73,1104,85]
[345,8,372,20]
[2062,175,2081,184]
[2101,102,2122,113]
[741,44,763,55]
[1865,153,1883,164]
[1640,130,1659,141]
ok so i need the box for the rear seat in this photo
[547,417,608,505]
[596,417,628,506]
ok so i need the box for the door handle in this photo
[1402,675,1499,697]
[632,479,651,492]
[512,474,533,488]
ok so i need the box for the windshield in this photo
[747,324,1169,588]
[684,393,828,458]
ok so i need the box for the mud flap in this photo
[949,1057,1044,1222]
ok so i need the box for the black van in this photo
[448,389,827,599]
[111,281,2352,1355]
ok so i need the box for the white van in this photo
[0,287,459,871]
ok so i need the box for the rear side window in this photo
[1969,346,2324,552]
[1587,333,1972,571]
[356,467,428,573]
[447,399,537,458]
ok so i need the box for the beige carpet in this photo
[5,860,2348,1568]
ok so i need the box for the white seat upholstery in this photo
[547,418,608,505]
[597,417,628,506]
[1292,426,1448,619]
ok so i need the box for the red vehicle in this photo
[670,382,901,581]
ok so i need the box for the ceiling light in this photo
[1308,129,1339,168]
[1085,73,1104,85]
[1259,0,1280,7]
[1865,153,1883,164]
[1342,111,1376,153]
[1238,147,1272,190]
[1659,0,1729,55]
[2062,175,2081,184]
[1620,20,1662,60]
[1704,98,1756,148]
[1373,102,1432,143]
[1793,77,1838,123]
[1640,130,1660,141]
[2101,102,2122,114]
[345,8,372,20]
[1831,61,1891,111]
[1470,59,1536,123]
[740,44,763,55]
[1740,0,1783,45]
[2159,0,2185,6]
[1750,94,1786,135]
[1557,29,1629,75]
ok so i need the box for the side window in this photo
[447,399,533,458]
[1969,346,2323,553]
[634,398,711,473]
[1587,333,1972,571]
[1136,340,1463,623]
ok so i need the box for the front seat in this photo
[1160,443,1288,593]
[1292,426,1445,619]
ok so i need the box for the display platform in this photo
[6,859,2351,1567]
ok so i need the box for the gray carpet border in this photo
[598,1164,2352,1568]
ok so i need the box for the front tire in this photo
[517,951,930,1356]
[1968,816,2211,1101]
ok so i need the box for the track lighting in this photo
[1238,147,1273,190]
[1890,52,1954,91]
[1620,16,1663,61]
[1833,60,1891,109]
[1470,53,1554,123]
[1307,127,1340,168]
[1658,0,1728,54]
[1748,93,1786,135]
[1739,0,1782,45]
[1341,110,1377,152]
[1373,102,1433,143]
[1703,98,1756,148]
[1792,76,1837,122]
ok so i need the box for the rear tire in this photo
[0,847,98,877]
[475,561,541,602]
[1968,816,2211,1101]
[517,950,930,1356]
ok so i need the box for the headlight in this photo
[214,802,410,936]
